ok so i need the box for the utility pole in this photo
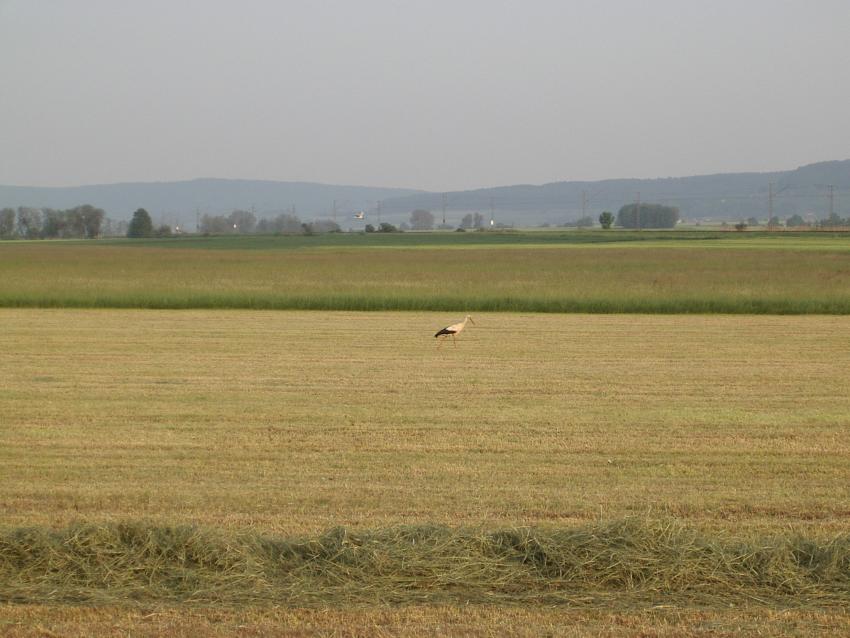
[828,184,835,218]
[581,190,587,220]
[768,182,793,227]
[332,199,337,223]
[768,182,774,226]
[489,196,495,227]
[377,200,382,225]
[195,208,200,233]
[442,193,447,227]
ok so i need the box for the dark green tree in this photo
[127,208,154,238]
[616,203,679,229]
[599,211,614,229]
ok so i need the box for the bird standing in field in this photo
[434,315,475,347]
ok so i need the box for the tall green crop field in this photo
[1,232,848,313]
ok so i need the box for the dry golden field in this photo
[2,309,850,634]
[4,603,850,637]
[2,309,849,533]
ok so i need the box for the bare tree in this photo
[410,209,434,230]
[16,207,42,239]
[228,209,257,234]
[0,208,15,238]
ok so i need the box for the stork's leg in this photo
[452,334,457,347]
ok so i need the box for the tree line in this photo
[126,208,344,237]
[732,213,850,230]
[0,205,107,239]
[811,213,850,228]
[198,210,341,235]
[7,202,844,240]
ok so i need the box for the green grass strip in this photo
[2,519,849,607]
[89,229,850,250]
[0,293,848,314]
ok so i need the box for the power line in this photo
[768,182,775,222]
[442,193,447,226]
[636,192,640,230]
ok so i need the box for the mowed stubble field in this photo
[3,309,849,532]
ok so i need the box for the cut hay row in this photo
[2,519,849,607]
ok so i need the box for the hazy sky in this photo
[2,0,849,191]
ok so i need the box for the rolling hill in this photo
[2,160,848,226]
[381,160,850,225]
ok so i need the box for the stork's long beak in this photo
[469,317,476,325]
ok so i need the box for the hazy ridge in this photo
[1,160,848,225]
[0,178,421,223]
[383,159,850,224]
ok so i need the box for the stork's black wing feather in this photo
[435,327,456,337]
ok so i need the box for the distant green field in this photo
[94,228,850,250]
[2,231,848,313]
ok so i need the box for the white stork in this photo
[434,315,475,347]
